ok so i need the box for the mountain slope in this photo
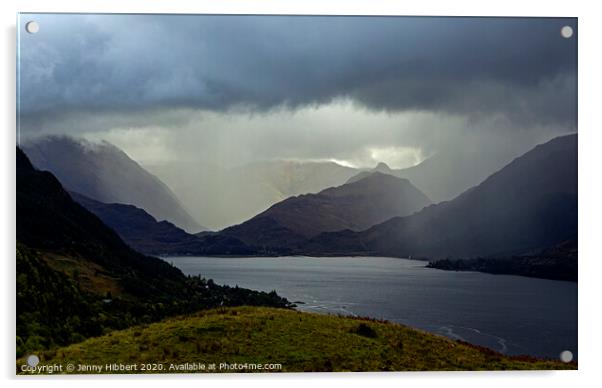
[347,148,526,203]
[305,134,578,259]
[23,136,203,233]
[70,192,255,256]
[17,146,183,288]
[213,173,431,252]
[70,192,210,256]
[148,160,359,230]
[16,147,290,356]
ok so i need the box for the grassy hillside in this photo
[18,306,575,373]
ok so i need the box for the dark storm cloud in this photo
[18,14,576,131]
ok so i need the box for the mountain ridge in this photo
[23,136,204,233]
[304,134,578,259]
[346,144,535,203]
[69,192,211,256]
[203,172,431,254]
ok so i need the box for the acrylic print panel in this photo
[16,13,577,374]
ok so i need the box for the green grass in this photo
[17,306,576,373]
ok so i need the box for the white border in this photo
[2,1,601,387]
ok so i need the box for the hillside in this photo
[304,134,578,259]
[207,173,430,254]
[70,192,208,256]
[16,147,290,357]
[18,306,575,373]
[23,136,203,233]
[17,147,183,288]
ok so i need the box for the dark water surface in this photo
[168,256,577,360]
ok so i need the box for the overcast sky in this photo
[18,14,577,168]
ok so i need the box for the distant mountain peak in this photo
[374,162,392,172]
[342,171,408,187]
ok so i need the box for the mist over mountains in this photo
[22,133,577,259]
[147,140,528,230]
[147,160,360,230]
[67,163,431,257]
[18,131,577,278]
[304,134,578,259]
[347,146,526,203]
[212,172,432,253]
[22,136,203,233]
[16,14,577,262]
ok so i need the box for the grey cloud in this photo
[18,14,577,133]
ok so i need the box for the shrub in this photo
[354,323,377,338]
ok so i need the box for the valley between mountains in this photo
[25,134,577,280]
[16,133,578,372]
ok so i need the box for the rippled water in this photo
[168,256,577,360]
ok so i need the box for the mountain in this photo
[16,147,290,356]
[346,162,394,184]
[22,136,203,233]
[305,134,578,259]
[17,147,182,286]
[69,192,210,256]
[147,160,359,230]
[208,172,431,253]
[70,192,255,256]
[347,148,528,203]
[394,149,516,203]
